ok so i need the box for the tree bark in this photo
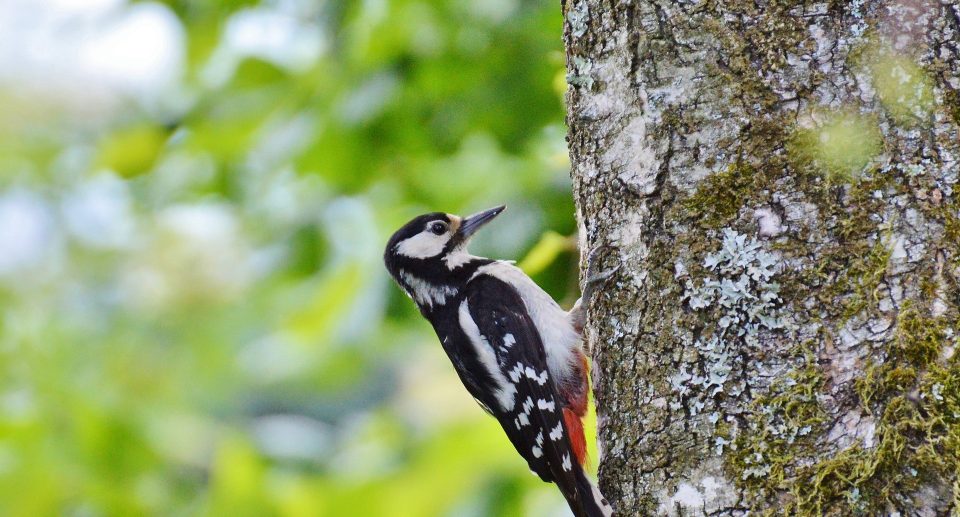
[563,0,960,515]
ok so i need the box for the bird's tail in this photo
[564,465,614,517]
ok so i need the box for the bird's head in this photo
[384,205,505,306]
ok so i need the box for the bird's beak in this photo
[458,205,506,238]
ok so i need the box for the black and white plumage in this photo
[384,206,613,517]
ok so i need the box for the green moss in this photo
[681,163,744,226]
[827,240,891,321]
[670,96,958,515]
[726,347,829,513]
[681,162,773,229]
[945,201,960,270]
[944,88,960,126]
[752,192,956,513]
[729,307,959,515]
[889,305,947,364]
[779,177,894,326]
[623,0,959,511]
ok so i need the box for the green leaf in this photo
[97,124,169,178]
[518,231,573,276]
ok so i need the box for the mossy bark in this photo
[563,1,960,515]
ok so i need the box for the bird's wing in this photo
[459,273,580,492]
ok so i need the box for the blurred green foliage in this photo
[0,0,588,515]
[868,52,935,125]
[792,111,882,181]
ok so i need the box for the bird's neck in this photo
[397,256,494,311]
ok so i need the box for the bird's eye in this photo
[429,222,447,235]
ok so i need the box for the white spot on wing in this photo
[459,300,516,411]
[537,398,555,412]
[524,366,549,385]
[562,453,572,472]
[532,445,543,458]
[550,421,563,441]
[517,412,530,427]
[525,366,537,380]
[508,363,523,383]
[523,396,534,413]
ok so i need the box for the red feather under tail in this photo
[563,406,588,467]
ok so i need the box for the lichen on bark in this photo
[564,0,960,514]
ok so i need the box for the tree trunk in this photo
[563,0,960,514]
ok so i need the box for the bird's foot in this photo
[569,245,620,333]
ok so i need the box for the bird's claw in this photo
[569,244,621,333]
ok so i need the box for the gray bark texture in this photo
[563,0,960,515]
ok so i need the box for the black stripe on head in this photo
[384,212,456,274]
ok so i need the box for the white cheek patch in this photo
[395,231,449,259]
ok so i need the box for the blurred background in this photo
[0,0,588,515]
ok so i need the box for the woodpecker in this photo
[384,205,613,517]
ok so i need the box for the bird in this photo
[383,205,613,517]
